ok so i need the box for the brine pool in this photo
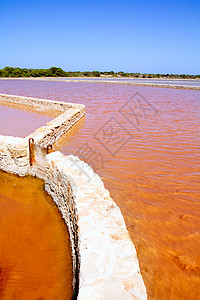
[0,170,73,300]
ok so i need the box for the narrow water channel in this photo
[0,170,73,300]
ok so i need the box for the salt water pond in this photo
[0,78,200,299]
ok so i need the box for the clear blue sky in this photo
[0,0,199,74]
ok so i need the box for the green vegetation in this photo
[0,67,199,79]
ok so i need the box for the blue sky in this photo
[0,0,199,74]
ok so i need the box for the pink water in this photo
[0,79,200,299]
[0,104,52,137]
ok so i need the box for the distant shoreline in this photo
[0,77,200,91]
[1,76,200,81]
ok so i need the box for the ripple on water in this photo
[0,79,200,299]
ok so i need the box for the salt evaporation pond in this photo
[0,170,73,299]
[0,79,200,299]
[0,104,52,137]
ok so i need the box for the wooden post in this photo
[47,144,53,154]
[28,138,35,166]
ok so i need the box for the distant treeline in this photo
[0,67,199,79]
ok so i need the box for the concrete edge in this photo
[0,93,85,111]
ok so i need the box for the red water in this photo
[0,79,200,299]
[0,104,52,137]
[0,170,73,300]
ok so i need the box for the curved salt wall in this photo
[45,152,146,299]
[0,94,147,299]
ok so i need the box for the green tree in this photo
[92,71,100,77]
[83,71,91,76]
[2,67,15,77]
[49,67,66,77]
